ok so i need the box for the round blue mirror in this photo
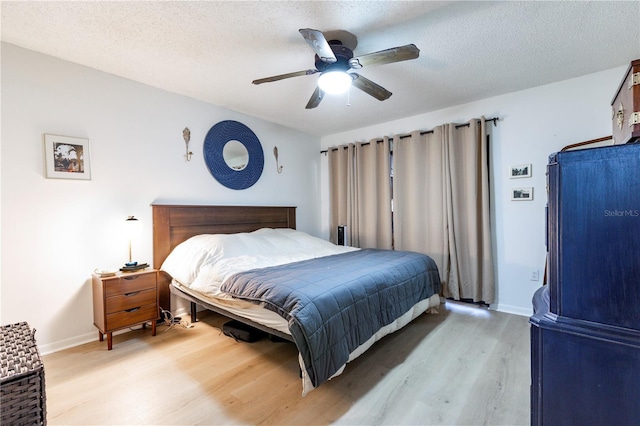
[203,120,264,190]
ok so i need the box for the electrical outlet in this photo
[530,269,540,281]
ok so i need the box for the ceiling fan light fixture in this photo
[317,71,352,94]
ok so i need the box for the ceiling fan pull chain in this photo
[347,85,351,106]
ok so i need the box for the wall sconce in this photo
[183,127,193,161]
[273,146,283,174]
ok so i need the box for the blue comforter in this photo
[220,248,441,388]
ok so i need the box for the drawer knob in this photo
[124,291,140,297]
[125,307,141,313]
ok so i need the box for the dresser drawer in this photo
[105,272,156,297]
[106,288,157,313]
[106,304,158,330]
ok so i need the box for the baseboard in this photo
[39,331,97,355]
[491,303,533,317]
[38,325,155,355]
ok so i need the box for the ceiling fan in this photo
[252,29,420,109]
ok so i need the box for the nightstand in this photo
[92,269,159,350]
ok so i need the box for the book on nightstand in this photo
[119,262,149,272]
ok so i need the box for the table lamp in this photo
[124,215,143,267]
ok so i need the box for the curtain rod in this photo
[320,117,499,154]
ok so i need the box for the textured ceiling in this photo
[2,1,639,136]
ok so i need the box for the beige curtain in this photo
[328,138,392,249]
[393,129,449,283]
[444,119,494,302]
[328,144,356,245]
[393,118,494,303]
[356,137,393,249]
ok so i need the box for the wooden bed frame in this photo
[152,204,296,340]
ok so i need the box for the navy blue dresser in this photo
[530,143,640,425]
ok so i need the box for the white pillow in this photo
[160,234,226,285]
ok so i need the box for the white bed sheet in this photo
[172,279,291,334]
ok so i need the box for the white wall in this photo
[0,43,321,353]
[320,66,626,316]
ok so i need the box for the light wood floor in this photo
[42,301,531,425]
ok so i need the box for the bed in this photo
[152,204,441,394]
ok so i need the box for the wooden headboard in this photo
[152,204,297,310]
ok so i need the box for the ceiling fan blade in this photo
[299,28,337,63]
[252,69,318,85]
[305,86,325,109]
[351,73,392,101]
[351,44,420,68]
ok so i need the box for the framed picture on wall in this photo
[511,187,533,201]
[509,163,532,178]
[44,134,91,180]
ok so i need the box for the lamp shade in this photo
[317,71,352,94]
[124,216,143,238]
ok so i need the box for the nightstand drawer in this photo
[106,304,158,330]
[105,272,156,297]
[106,288,157,313]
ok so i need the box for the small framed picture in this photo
[510,164,532,178]
[44,134,91,180]
[511,187,533,201]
